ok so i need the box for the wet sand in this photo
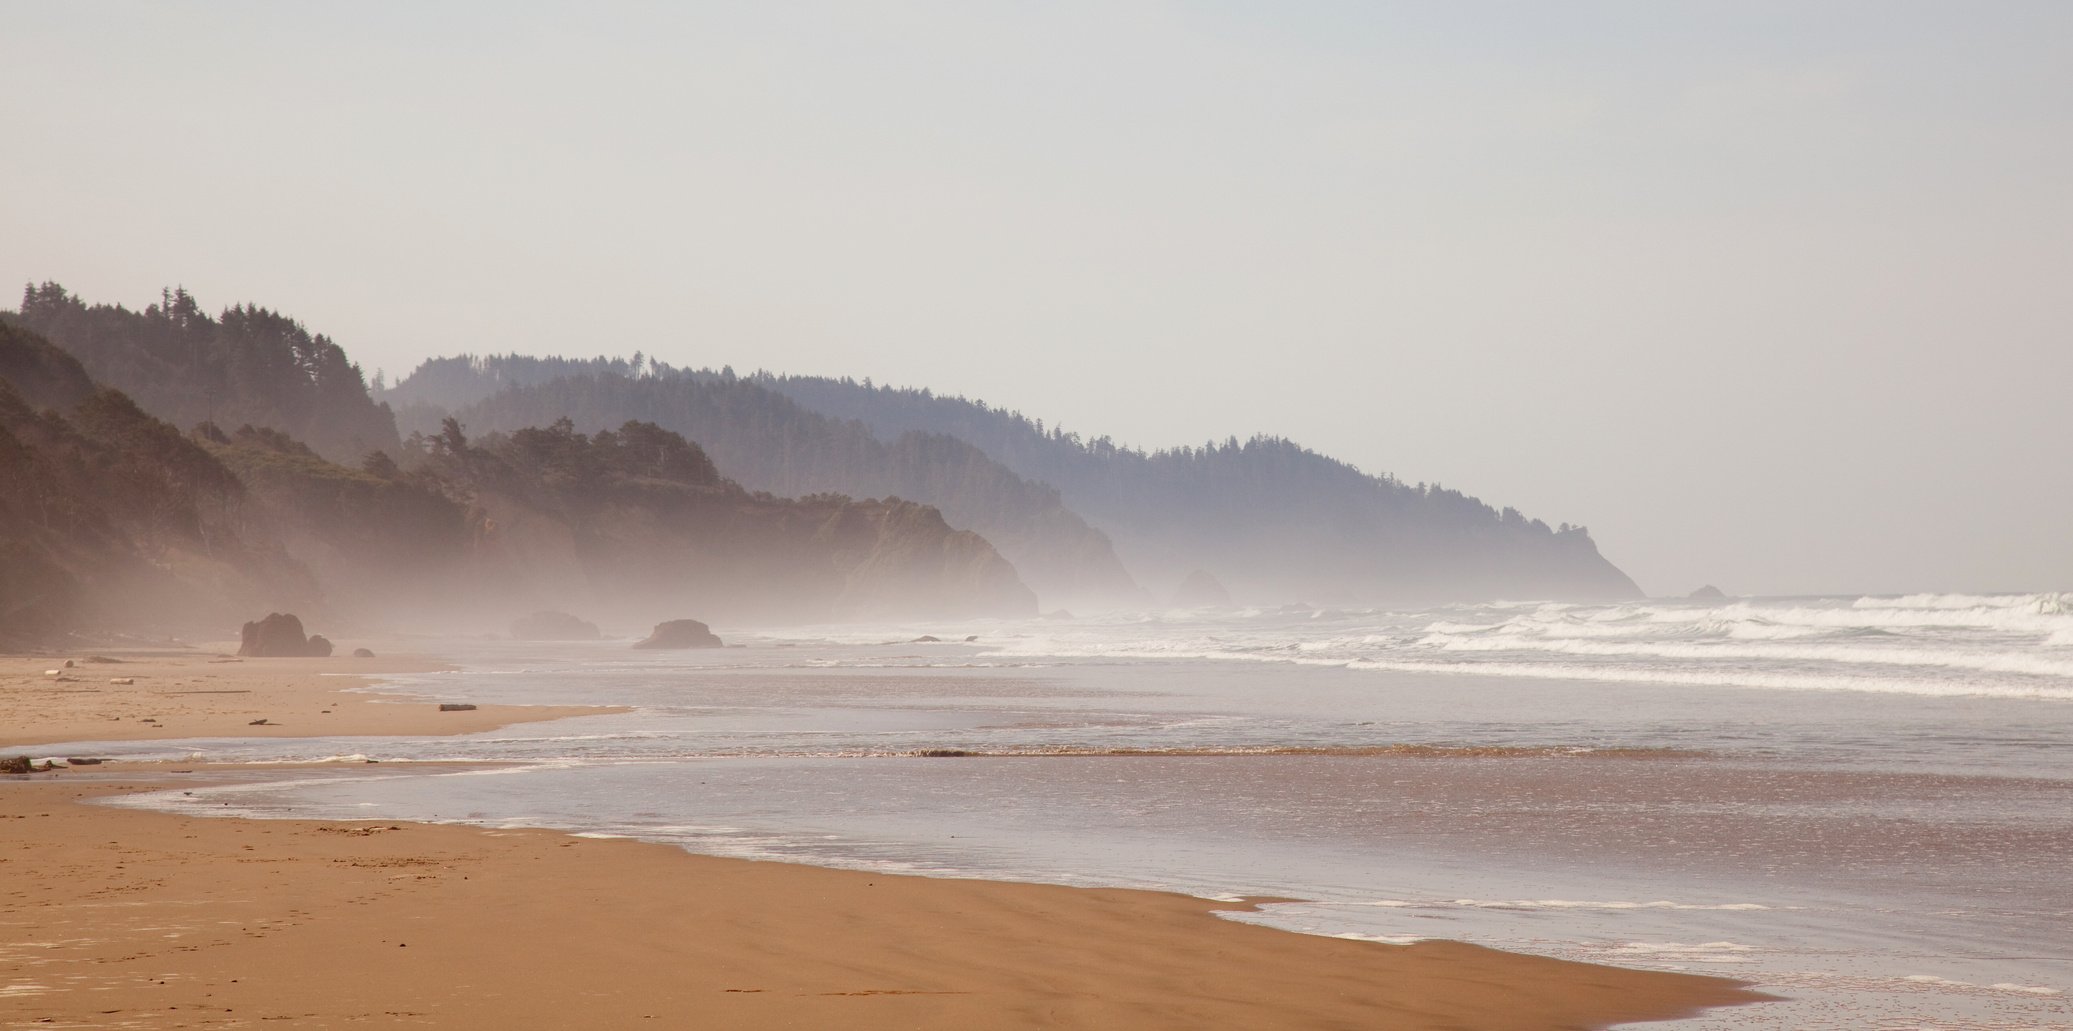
[0,654,1763,1029]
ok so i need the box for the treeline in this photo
[384,359,1144,608]
[753,375,1633,601]
[5,283,400,463]
[3,276,1643,629]
[381,355,1638,604]
[763,374,1583,533]
[0,315,1039,644]
[386,414,1035,624]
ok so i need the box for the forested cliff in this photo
[759,374,1641,603]
[385,360,1145,610]
[0,289,1039,644]
[2,278,1645,648]
[384,359,1641,605]
[0,321,315,645]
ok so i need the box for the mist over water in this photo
[69,592,2073,1029]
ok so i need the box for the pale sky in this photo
[5,1,2068,597]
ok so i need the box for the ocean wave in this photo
[978,644,2073,698]
[1861,592,2070,613]
[1445,597,2071,639]
[986,635,2073,699]
[1409,632,2073,679]
[1598,941,1759,963]
[1340,656,2073,700]
[1900,974,2063,996]
[894,744,1696,760]
[975,595,2073,700]
[1720,601,2070,634]
[1446,900,1772,912]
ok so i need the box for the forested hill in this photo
[382,358,1146,609]
[0,317,1039,644]
[757,375,1643,603]
[0,321,315,645]
[4,283,400,464]
[381,357,1640,604]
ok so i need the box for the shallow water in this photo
[63,594,2073,1028]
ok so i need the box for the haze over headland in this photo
[4,2,2068,596]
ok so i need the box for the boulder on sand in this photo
[237,613,333,657]
[633,619,723,650]
[510,610,603,641]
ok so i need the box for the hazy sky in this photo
[5,1,2068,597]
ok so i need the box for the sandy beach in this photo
[0,654,1762,1029]
[0,651,620,749]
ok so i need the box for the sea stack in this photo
[633,619,724,649]
[237,613,333,657]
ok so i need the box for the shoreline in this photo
[0,650,1765,1029]
[1,778,1762,1030]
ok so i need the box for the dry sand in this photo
[1,652,620,749]
[0,654,1764,1030]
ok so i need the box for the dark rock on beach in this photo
[237,613,333,657]
[633,619,723,650]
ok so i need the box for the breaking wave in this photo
[981,593,2073,701]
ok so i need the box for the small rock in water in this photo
[351,647,375,658]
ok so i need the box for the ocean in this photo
[73,593,2073,1028]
